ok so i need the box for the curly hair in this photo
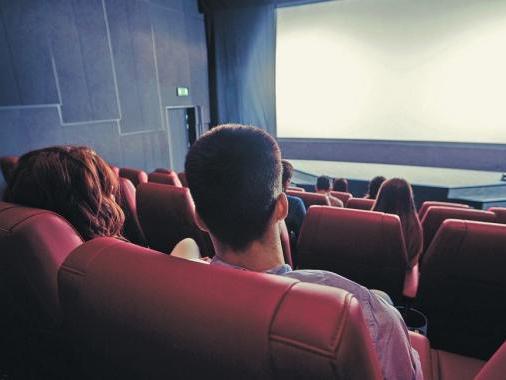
[4,146,124,241]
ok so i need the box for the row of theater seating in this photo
[2,160,505,367]
[0,201,504,379]
[107,167,506,360]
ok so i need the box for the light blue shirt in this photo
[211,257,423,380]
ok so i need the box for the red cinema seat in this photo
[119,167,148,187]
[117,178,147,246]
[488,207,506,224]
[148,171,182,187]
[287,186,305,192]
[330,191,353,206]
[346,198,375,210]
[136,182,214,257]
[0,202,83,327]
[475,341,506,380]
[286,190,329,209]
[178,172,188,187]
[418,201,470,220]
[58,237,383,379]
[418,220,506,360]
[421,206,496,253]
[0,155,19,184]
[298,206,414,302]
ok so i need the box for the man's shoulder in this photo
[282,269,369,297]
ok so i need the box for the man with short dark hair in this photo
[316,175,344,207]
[185,124,422,380]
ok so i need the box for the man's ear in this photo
[274,192,289,222]
[194,210,209,233]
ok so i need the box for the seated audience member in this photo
[316,175,344,207]
[365,175,386,199]
[372,178,423,268]
[185,124,422,380]
[332,177,349,192]
[4,146,197,257]
[281,160,306,239]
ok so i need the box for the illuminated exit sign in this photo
[177,87,189,97]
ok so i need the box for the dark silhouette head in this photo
[185,124,282,251]
[281,160,294,192]
[366,176,386,199]
[316,176,331,192]
[332,178,348,192]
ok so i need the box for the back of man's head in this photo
[281,160,293,192]
[316,175,331,191]
[185,124,282,251]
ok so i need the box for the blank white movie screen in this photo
[276,0,506,143]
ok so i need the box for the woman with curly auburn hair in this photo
[3,146,125,241]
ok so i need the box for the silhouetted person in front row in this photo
[185,124,422,380]
[332,177,349,193]
[373,178,423,268]
[365,175,386,199]
[316,175,344,207]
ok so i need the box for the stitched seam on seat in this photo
[269,335,337,359]
[330,292,353,352]
[60,239,124,276]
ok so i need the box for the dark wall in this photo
[0,0,210,189]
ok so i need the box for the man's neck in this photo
[213,225,285,272]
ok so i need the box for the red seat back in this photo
[0,202,83,327]
[0,155,19,184]
[421,206,496,253]
[148,171,182,187]
[346,198,375,210]
[488,207,506,224]
[110,165,120,176]
[418,201,470,220]
[330,191,352,206]
[287,186,305,192]
[136,182,214,256]
[418,220,506,359]
[286,190,329,208]
[298,206,408,301]
[58,237,382,379]
[118,178,146,246]
[119,167,148,187]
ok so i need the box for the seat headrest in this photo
[137,182,213,256]
[286,191,329,208]
[59,237,382,379]
[119,167,148,187]
[418,201,470,220]
[118,178,146,246]
[421,206,496,252]
[148,171,182,187]
[0,201,83,327]
[346,198,375,210]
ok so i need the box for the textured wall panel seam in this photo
[102,0,122,120]
[48,43,63,106]
[0,104,60,110]
[71,0,93,119]
[150,23,165,132]
[120,128,165,136]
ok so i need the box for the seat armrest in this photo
[475,341,506,380]
[409,331,432,380]
[403,264,419,299]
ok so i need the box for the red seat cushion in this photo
[119,167,148,187]
[286,190,329,208]
[330,191,353,206]
[118,178,146,246]
[418,201,470,220]
[148,171,182,187]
